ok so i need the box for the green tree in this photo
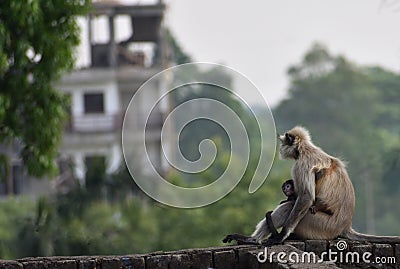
[0,0,90,177]
[0,197,36,258]
[166,28,192,65]
[166,31,265,188]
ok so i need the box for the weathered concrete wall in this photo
[1,239,399,269]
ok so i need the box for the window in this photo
[84,93,104,113]
[85,155,106,189]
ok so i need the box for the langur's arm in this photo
[265,211,279,238]
[222,233,258,245]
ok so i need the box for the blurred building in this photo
[57,0,169,186]
[0,140,50,197]
[0,0,170,196]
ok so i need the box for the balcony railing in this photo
[65,113,122,133]
[65,112,163,133]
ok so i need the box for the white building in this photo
[57,1,169,185]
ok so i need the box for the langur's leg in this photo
[251,201,294,243]
[223,201,294,245]
[294,212,340,240]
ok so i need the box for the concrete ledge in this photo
[2,240,399,269]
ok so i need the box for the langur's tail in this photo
[342,228,400,243]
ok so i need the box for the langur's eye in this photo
[285,133,295,145]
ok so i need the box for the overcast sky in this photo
[164,0,400,106]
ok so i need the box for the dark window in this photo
[12,165,23,195]
[84,93,104,113]
[85,155,106,190]
[65,93,72,130]
[0,164,23,195]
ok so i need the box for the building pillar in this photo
[108,15,116,67]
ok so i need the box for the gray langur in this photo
[223,126,400,246]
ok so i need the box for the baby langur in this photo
[280,179,333,215]
[265,179,333,238]
[280,179,296,204]
[279,179,297,204]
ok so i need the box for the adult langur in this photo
[223,126,400,246]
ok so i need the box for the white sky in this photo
[164,0,400,106]
[82,0,400,107]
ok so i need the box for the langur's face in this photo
[278,132,294,146]
[278,132,298,159]
[282,182,294,197]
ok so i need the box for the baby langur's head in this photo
[282,179,295,197]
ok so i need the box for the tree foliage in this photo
[0,156,288,259]
[0,0,90,177]
[165,28,192,65]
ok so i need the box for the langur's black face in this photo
[282,181,294,197]
[278,131,298,159]
[279,132,295,146]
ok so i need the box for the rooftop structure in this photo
[57,1,169,185]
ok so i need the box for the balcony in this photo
[65,113,122,133]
